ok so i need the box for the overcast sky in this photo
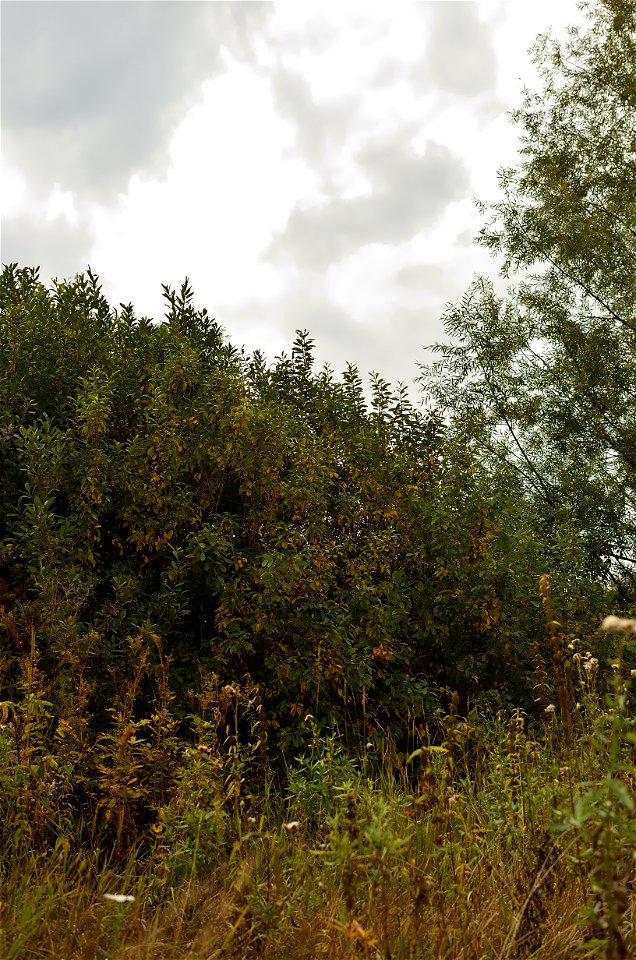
[1,0,585,395]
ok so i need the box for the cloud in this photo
[266,136,469,271]
[1,0,272,202]
[1,161,92,277]
[0,165,31,220]
[269,67,357,172]
[85,54,317,321]
[1,0,586,395]
[46,186,79,226]
[216,229,498,394]
[1,215,94,282]
[397,262,451,291]
[423,2,498,97]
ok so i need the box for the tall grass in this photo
[3,614,636,959]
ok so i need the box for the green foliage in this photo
[419,0,636,599]
[551,625,636,959]
[2,1,636,954]
[0,261,598,851]
[286,728,359,831]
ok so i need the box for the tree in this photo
[419,0,636,596]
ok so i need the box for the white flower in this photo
[602,616,636,634]
[544,704,556,715]
[283,821,300,833]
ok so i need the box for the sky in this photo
[1,0,586,396]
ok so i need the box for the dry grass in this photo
[3,698,635,960]
[2,609,636,959]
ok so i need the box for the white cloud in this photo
[1,163,34,220]
[88,54,319,318]
[2,0,587,389]
[45,184,78,225]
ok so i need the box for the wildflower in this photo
[583,658,598,673]
[544,704,556,715]
[601,616,636,634]
[283,821,300,833]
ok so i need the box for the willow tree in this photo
[420,0,636,596]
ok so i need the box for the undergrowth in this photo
[2,598,636,959]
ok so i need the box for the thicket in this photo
[1,261,606,855]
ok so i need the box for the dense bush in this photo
[0,264,608,850]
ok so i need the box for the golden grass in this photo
[2,703,634,960]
